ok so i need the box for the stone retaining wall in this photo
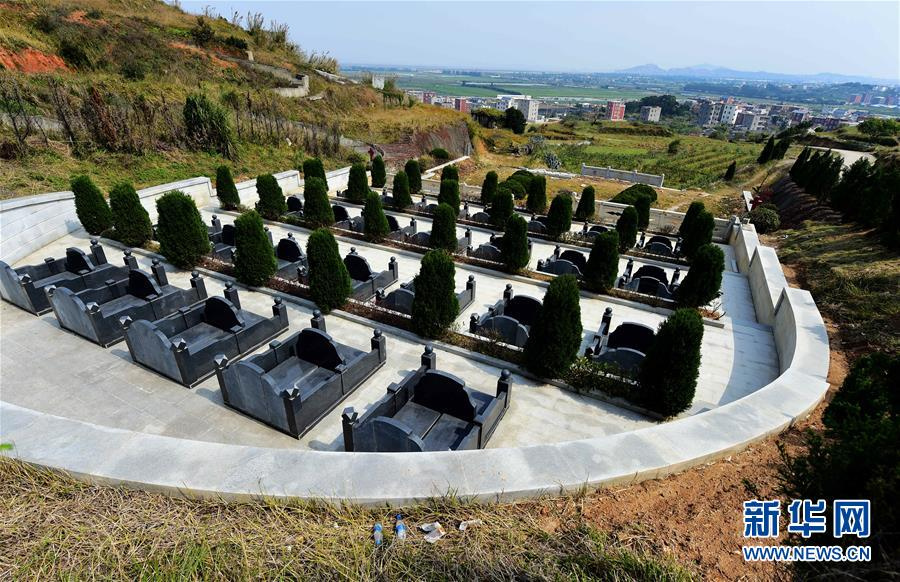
[581,163,665,187]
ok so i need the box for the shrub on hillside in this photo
[302,177,334,227]
[109,182,152,247]
[526,175,547,213]
[392,171,412,209]
[438,179,460,214]
[346,163,370,203]
[429,203,458,252]
[681,210,715,259]
[411,250,459,338]
[678,201,705,236]
[545,193,573,239]
[638,308,703,417]
[71,175,112,235]
[306,228,352,312]
[633,193,651,230]
[362,192,390,242]
[611,183,657,204]
[233,210,276,287]
[501,214,530,271]
[481,171,498,206]
[676,243,724,308]
[749,206,780,234]
[430,148,450,161]
[405,159,422,194]
[615,206,638,252]
[302,158,327,189]
[584,231,619,293]
[723,160,737,181]
[491,189,514,228]
[215,166,240,210]
[183,92,235,159]
[523,275,582,378]
[575,185,595,221]
[370,155,386,188]
[504,107,526,134]
[156,190,209,269]
[254,174,286,220]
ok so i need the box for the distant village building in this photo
[605,100,626,121]
[506,96,540,122]
[454,98,470,113]
[697,100,724,127]
[639,105,661,122]
[371,75,385,90]
[720,103,740,126]
[422,91,436,105]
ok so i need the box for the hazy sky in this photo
[184,1,900,80]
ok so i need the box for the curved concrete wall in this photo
[731,223,760,275]
[747,246,788,326]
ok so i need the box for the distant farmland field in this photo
[388,73,653,100]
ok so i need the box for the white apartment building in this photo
[513,98,540,122]
[640,105,661,122]
[720,103,740,126]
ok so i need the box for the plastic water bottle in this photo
[373,523,383,546]
[395,514,408,541]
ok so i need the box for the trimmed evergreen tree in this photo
[370,155,386,188]
[500,214,530,271]
[757,136,775,164]
[678,201,705,237]
[303,177,334,227]
[676,243,724,308]
[545,193,573,240]
[438,179,460,214]
[254,173,286,220]
[574,185,595,221]
[391,171,413,209]
[306,228,352,312]
[71,175,112,235]
[156,190,210,269]
[638,308,703,417]
[681,210,715,259]
[405,159,422,194]
[723,160,736,181]
[346,163,369,203]
[611,183,657,204]
[441,164,459,183]
[584,230,619,293]
[233,210,276,287]
[790,147,811,180]
[526,174,547,213]
[772,138,791,160]
[362,191,390,242]
[523,274,582,378]
[615,206,638,252]
[302,157,327,189]
[491,189,514,228]
[429,203,458,252]
[411,249,459,338]
[109,182,152,247]
[633,193,651,230]
[215,165,240,210]
[481,171,498,206]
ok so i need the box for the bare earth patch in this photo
[0,47,68,73]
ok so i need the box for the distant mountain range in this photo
[616,63,897,85]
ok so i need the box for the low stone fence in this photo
[234,170,302,207]
[594,200,733,242]
[581,163,665,187]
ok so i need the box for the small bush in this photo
[545,193,573,240]
[638,308,703,417]
[302,158,327,189]
[346,163,369,203]
[749,206,780,234]
[183,93,236,159]
[370,155,386,188]
[681,210,715,259]
[523,275,582,378]
[502,179,527,200]
[615,206,638,252]
[306,228,352,312]
[254,174,286,220]
[191,16,215,47]
[668,139,681,154]
[392,171,412,209]
[676,244,724,308]
[362,192,390,242]
[215,166,240,210]
[501,214,530,271]
[491,189,514,228]
[109,182,152,247]
[441,164,459,183]
[481,171,498,206]
[678,201,705,236]
[584,231,619,293]
[430,148,450,161]
[429,203,458,252]
[633,193,651,230]
[302,177,334,227]
[526,175,547,213]
[71,175,112,235]
[611,183,658,205]
[438,179,460,214]
[575,185,595,220]
[156,190,209,269]
[411,250,459,337]
[405,159,422,194]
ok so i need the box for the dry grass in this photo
[0,458,694,580]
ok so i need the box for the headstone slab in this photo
[558,250,587,272]
[633,265,669,286]
[332,205,350,222]
[343,252,375,282]
[294,327,343,369]
[504,295,542,327]
[607,322,656,354]
[276,237,304,263]
[386,215,400,232]
[203,296,245,331]
[287,195,303,212]
[221,224,236,246]
[126,269,162,300]
[412,370,476,421]
[64,248,95,273]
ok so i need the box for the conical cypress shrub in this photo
[392,171,412,209]
[234,210,276,287]
[526,175,547,213]
[615,206,638,252]
[481,171,498,206]
[156,190,210,269]
[501,214,530,271]
[362,191,390,242]
[215,165,240,210]
[678,201,705,236]
[681,210,715,259]
[574,185,595,221]
[438,179,460,214]
[723,160,736,181]
[71,175,112,235]
[307,228,352,312]
[584,230,619,293]
[757,136,775,164]
[411,249,459,338]
[429,203,458,252]
[523,274,582,378]
[254,174,286,220]
[346,163,369,203]
[303,177,334,227]
[302,157,327,189]
[633,193,651,230]
[676,243,724,308]
[405,159,422,194]
[109,182,152,247]
[371,155,386,188]
[545,193,573,240]
[441,164,459,183]
[639,308,703,416]
[491,189,514,228]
